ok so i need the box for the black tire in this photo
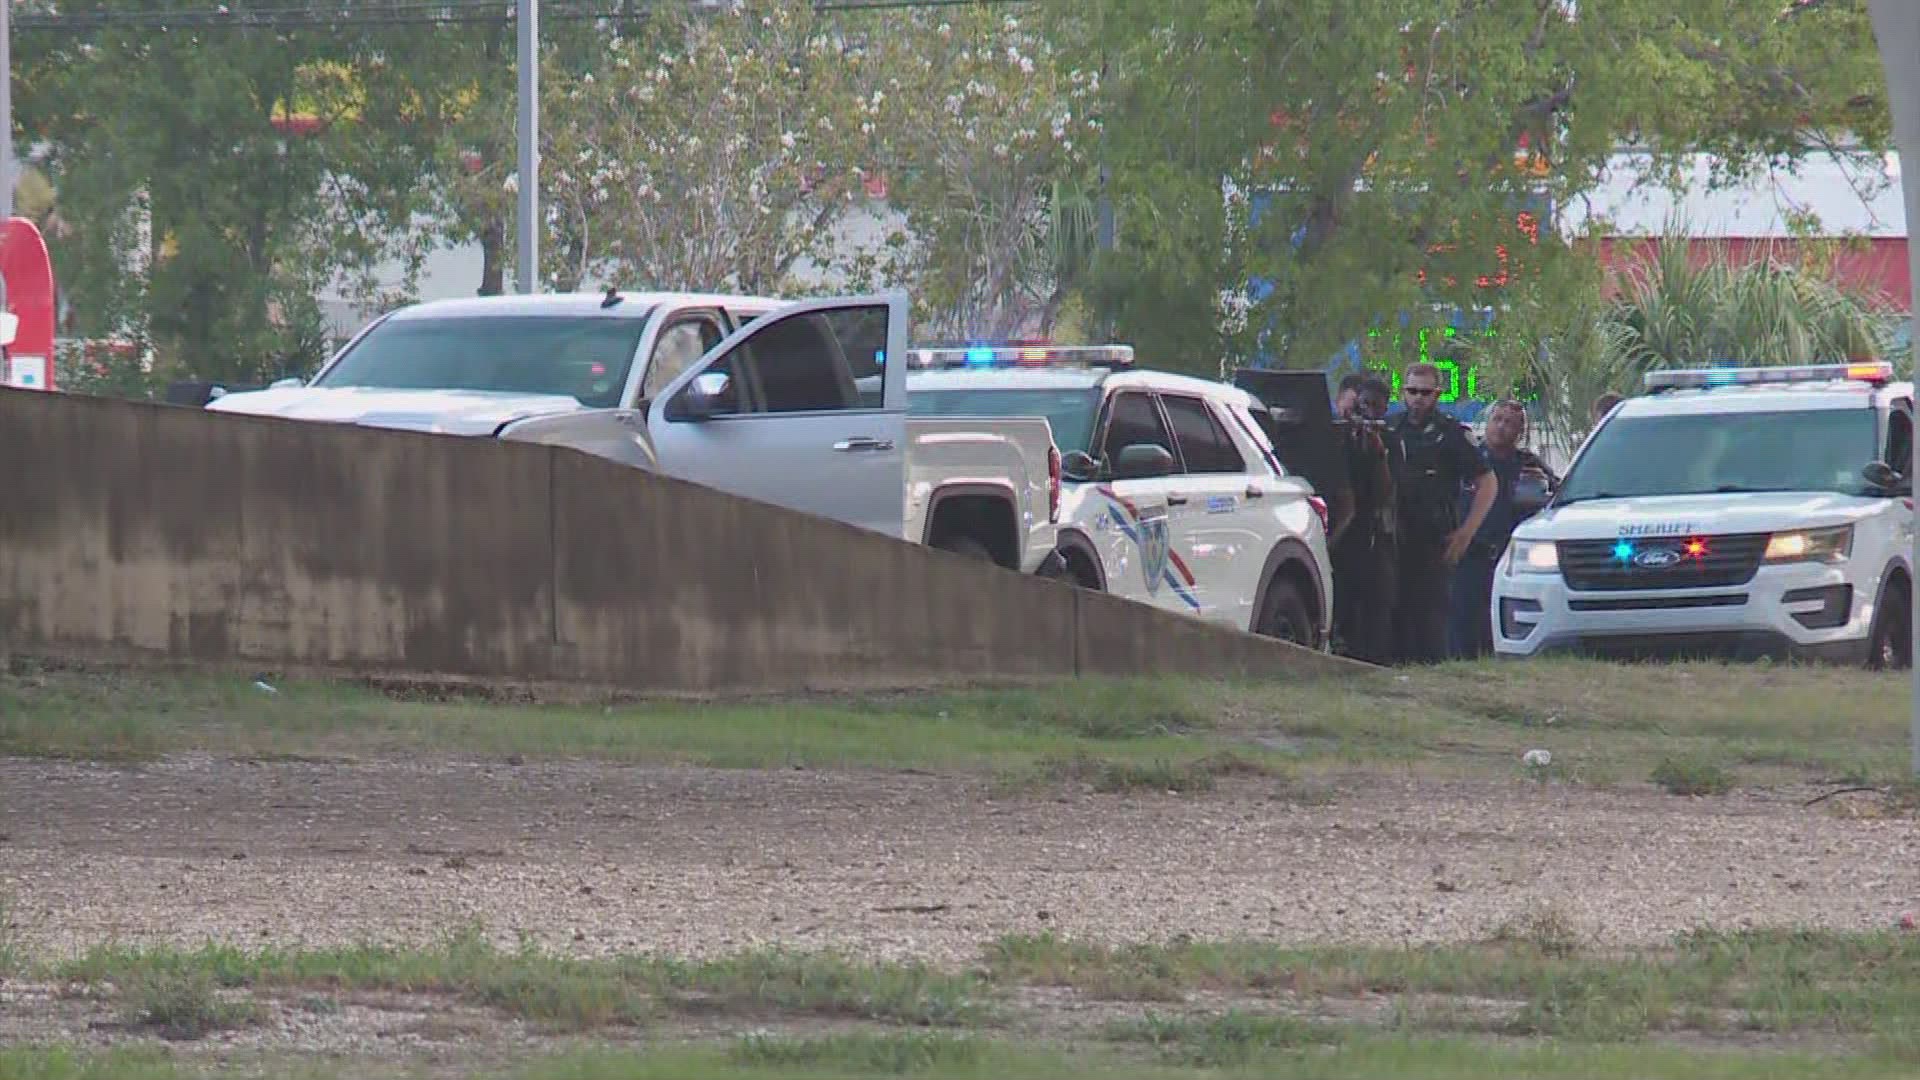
[1041,548,1103,591]
[934,535,995,562]
[1869,578,1912,670]
[1256,575,1316,648]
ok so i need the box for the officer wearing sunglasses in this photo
[1389,361,1497,664]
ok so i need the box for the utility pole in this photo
[2,0,14,222]
[516,0,538,294]
[1868,0,1920,774]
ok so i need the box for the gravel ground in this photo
[1,756,1916,962]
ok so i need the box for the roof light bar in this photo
[906,345,1135,371]
[1644,361,1893,392]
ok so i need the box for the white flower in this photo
[781,131,797,149]
[1019,56,1035,75]
[937,21,950,37]
[503,173,519,193]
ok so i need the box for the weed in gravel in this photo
[728,1032,983,1073]
[1107,1010,1344,1067]
[1651,759,1736,797]
[0,894,20,978]
[56,931,989,1031]
[119,967,263,1040]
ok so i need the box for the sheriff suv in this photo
[906,346,1333,648]
[1493,361,1913,667]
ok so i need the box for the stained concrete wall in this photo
[0,388,1352,693]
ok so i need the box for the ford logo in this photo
[1633,547,1684,569]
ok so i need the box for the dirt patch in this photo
[2,757,1915,965]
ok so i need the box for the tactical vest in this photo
[1393,414,1464,537]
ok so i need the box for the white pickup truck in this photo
[206,290,1064,575]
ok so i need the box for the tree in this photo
[860,8,1101,339]
[539,1,877,296]
[1058,0,1891,378]
[16,16,443,383]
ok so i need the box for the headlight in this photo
[1763,525,1853,564]
[1508,539,1559,575]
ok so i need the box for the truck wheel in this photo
[1256,576,1315,648]
[934,535,994,562]
[1868,579,1911,670]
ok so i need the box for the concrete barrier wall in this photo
[0,388,1351,693]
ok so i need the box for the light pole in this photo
[1867,0,1920,774]
[516,0,538,295]
[2,0,13,222]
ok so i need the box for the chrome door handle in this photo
[833,437,895,452]
[1166,492,1190,506]
[1244,485,1265,498]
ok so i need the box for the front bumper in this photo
[1492,560,1874,663]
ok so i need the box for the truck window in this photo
[643,317,723,399]
[314,315,650,408]
[715,310,875,414]
[1100,392,1176,463]
[1160,394,1246,474]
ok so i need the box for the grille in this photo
[1560,533,1769,592]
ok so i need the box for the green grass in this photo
[8,1038,1920,1080]
[985,927,1920,1044]
[118,966,265,1040]
[1652,758,1738,796]
[51,929,988,1032]
[1,657,1910,787]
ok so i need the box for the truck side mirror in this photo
[1863,460,1910,495]
[1112,443,1176,480]
[665,372,731,422]
[1060,450,1100,482]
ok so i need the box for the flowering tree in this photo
[862,10,1102,339]
[541,1,878,295]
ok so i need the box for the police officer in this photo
[1329,374,1398,663]
[1448,400,1557,658]
[1391,362,1496,664]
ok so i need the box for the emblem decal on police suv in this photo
[1138,515,1172,595]
[1632,546,1684,569]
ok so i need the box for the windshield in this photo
[316,315,649,408]
[1559,408,1878,503]
[908,387,1104,452]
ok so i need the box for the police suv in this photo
[1493,362,1913,666]
[905,346,1333,648]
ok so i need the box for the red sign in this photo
[1,217,58,391]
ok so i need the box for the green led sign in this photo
[1359,323,1536,405]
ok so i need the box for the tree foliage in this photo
[861,6,1101,339]
[16,15,444,382]
[541,1,878,296]
[1061,0,1892,377]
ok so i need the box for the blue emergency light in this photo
[906,345,1136,371]
[1644,362,1893,392]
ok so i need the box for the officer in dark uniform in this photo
[1329,374,1398,663]
[1390,362,1496,664]
[1448,400,1558,658]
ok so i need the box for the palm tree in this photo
[1531,224,1899,444]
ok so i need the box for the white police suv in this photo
[1493,362,1913,666]
[905,345,1333,648]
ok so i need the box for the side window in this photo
[1100,392,1176,462]
[1160,394,1247,474]
[687,307,877,416]
[642,317,723,399]
[1889,407,1913,477]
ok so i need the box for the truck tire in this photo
[1255,575,1314,647]
[934,535,995,562]
[1868,577,1911,670]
